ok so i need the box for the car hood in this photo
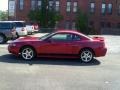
[14,36,40,42]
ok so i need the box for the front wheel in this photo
[0,34,7,44]
[20,47,36,60]
[80,49,94,63]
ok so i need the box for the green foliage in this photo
[47,11,63,28]
[28,0,63,28]
[54,13,63,21]
[76,10,89,34]
[0,10,8,21]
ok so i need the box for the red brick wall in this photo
[15,0,31,22]
[9,0,120,34]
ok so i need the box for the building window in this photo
[89,21,94,28]
[31,0,36,10]
[55,1,60,12]
[101,3,106,15]
[101,22,105,28]
[118,5,120,15]
[66,1,71,12]
[19,0,24,10]
[117,23,120,28]
[49,0,53,10]
[65,21,71,29]
[72,22,76,30]
[108,3,112,14]
[106,22,111,28]
[73,2,78,13]
[38,0,42,9]
[90,2,95,14]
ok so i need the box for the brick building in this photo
[8,0,120,34]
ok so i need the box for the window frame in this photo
[66,1,71,13]
[19,0,24,10]
[37,0,42,10]
[108,3,112,15]
[101,3,106,15]
[55,0,60,12]
[118,5,120,15]
[31,0,36,10]
[49,0,53,10]
[73,1,78,13]
[65,21,71,29]
[89,2,95,14]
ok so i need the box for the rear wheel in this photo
[80,49,94,63]
[20,47,36,60]
[0,34,7,44]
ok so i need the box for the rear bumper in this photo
[34,29,39,32]
[95,47,107,57]
[27,30,34,33]
[17,31,27,36]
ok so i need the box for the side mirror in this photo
[46,39,53,43]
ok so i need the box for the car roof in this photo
[0,21,25,23]
[0,21,14,23]
[55,30,82,35]
[11,21,25,23]
[55,30,91,40]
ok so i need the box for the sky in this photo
[0,0,8,11]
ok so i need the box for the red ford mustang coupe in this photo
[8,30,107,63]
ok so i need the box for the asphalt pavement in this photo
[0,34,120,90]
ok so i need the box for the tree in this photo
[76,10,89,34]
[0,10,8,21]
[28,0,63,28]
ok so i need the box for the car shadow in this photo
[0,54,101,66]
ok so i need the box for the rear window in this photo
[0,23,14,29]
[15,22,25,27]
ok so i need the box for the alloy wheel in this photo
[80,49,93,63]
[21,47,34,60]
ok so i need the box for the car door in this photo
[70,34,83,55]
[38,33,73,55]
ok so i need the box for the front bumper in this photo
[8,45,20,56]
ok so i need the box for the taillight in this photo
[32,26,34,29]
[21,28,25,31]
[34,25,38,30]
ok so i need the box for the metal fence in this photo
[101,28,120,35]
[39,28,56,33]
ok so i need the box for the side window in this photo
[72,34,81,41]
[50,33,72,41]
[0,23,11,29]
[15,22,25,27]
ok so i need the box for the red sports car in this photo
[8,30,107,63]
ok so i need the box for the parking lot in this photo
[0,34,120,90]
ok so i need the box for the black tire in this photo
[31,32,33,35]
[16,32,19,38]
[80,49,94,63]
[0,34,7,44]
[20,46,36,60]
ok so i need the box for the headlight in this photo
[9,43,16,47]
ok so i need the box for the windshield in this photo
[15,22,25,27]
[39,33,53,40]
[0,23,14,29]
